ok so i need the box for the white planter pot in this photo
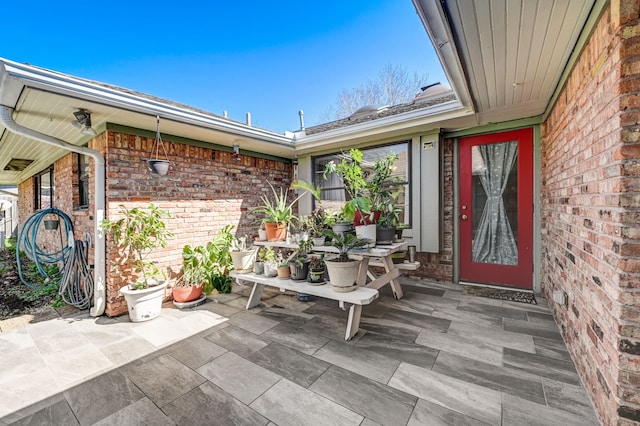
[312,236,325,247]
[325,257,362,292]
[263,261,278,277]
[355,224,377,248]
[231,249,256,272]
[258,229,267,241]
[120,281,169,322]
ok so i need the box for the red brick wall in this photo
[17,130,292,317]
[17,153,96,265]
[103,131,293,316]
[410,138,454,282]
[540,2,640,424]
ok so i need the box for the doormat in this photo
[463,286,537,305]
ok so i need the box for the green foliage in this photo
[323,148,398,224]
[181,225,236,293]
[258,246,276,263]
[101,204,174,288]
[251,181,306,224]
[322,229,369,262]
[300,209,328,238]
[211,273,232,294]
[291,238,313,266]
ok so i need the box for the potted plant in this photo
[376,193,402,245]
[322,229,369,292]
[230,234,256,272]
[251,181,307,241]
[261,246,278,277]
[395,222,409,240]
[301,208,328,247]
[253,247,266,274]
[175,244,208,303]
[308,254,326,284]
[289,238,313,281]
[100,204,174,322]
[276,251,291,279]
[257,221,268,241]
[323,148,372,225]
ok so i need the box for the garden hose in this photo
[16,208,94,310]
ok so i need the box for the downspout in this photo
[0,106,106,316]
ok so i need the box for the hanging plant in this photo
[148,115,170,176]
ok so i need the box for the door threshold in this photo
[459,281,534,293]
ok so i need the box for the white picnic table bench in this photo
[232,240,420,340]
[230,271,379,340]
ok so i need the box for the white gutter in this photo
[0,58,293,146]
[0,106,106,317]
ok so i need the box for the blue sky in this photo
[2,1,446,133]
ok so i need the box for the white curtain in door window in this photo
[472,141,518,265]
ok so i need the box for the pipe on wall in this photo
[0,106,106,316]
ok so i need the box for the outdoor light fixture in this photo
[232,144,241,161]
[72,109,97,136]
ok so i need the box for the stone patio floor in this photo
[0,277,600,425]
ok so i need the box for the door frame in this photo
[454,126,539,290]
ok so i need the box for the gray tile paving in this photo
[248,342,330,387]
[0,278,600,426]
[309,365,417,426]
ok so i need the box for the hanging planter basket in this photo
[147,115,170,176]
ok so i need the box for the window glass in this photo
[313,142,411,226]
[35,168,54,210]
[78,154,90,208]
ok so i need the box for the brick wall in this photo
[410,138,454,282]
[17,153,96,268]
[103,131,293,316]
[16,130,292,317]
[540,1,640,424]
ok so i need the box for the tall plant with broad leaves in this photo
[101,204,173,289]
[182,225,236,294]
[322,229,369,262]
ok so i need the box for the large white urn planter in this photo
[120,281,169,322]
[324,257,362,292]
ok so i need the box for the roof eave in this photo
[294,100,473,152]
[411,0,474,111]
[0,58,294,147]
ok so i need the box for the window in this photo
[312,142,411,226]
[34,168,54,210]
[78,154,90,208]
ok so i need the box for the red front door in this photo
[459,128,533,289]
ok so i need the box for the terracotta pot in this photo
[172,284,203,303]
[277,265,291,279]
[264,221,287,241]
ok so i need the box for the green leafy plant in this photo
[290,238,313,267]
[324,148,370,223]
[251,181,306,224]
[101,204,174,289]
[322,229,369,262]
[258,246,276,263]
